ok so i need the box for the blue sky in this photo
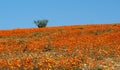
[0,0,120,29]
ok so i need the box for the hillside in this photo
[0,24,120,70]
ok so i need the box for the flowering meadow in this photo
[0,24,120,70]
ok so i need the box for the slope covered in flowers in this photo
[0,24,120,70]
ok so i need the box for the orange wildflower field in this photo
[0,24,120,70]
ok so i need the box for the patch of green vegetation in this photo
[95,66,103,70]
[106,28,112,32]
[73,67,82,70]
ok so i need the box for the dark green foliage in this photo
[34,19,48,28]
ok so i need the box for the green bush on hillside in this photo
[34,19,48,28]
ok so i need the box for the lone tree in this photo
[34,19,48,28]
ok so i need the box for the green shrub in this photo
[34,19,48,28]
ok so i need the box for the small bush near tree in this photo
[34,19,48,28]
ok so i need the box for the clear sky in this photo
[0,0,120,29]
